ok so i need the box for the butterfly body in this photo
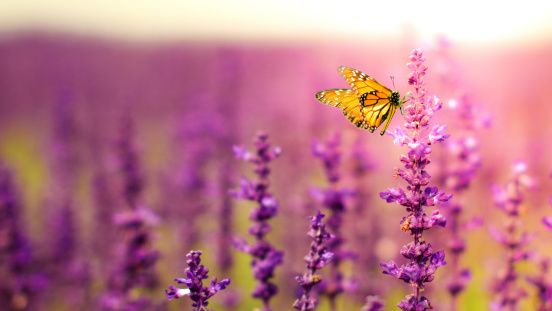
[315,67,403,135]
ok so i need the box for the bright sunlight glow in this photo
[1,0,552,43]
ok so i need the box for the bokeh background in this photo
[1,1,552,310]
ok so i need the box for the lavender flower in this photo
[527,255,552,311]
[215,163,235,275]
[166,106,225,251]
[0,163,48,310]
[443,97,487,307]
[361,295,386,311]
[534,173,552,309]
[293,210,334,311]
[116,110,143,209]
[348,137,382,296]
[165,250,230,311]
[50,85,79,193]
[47,89,93,308]
[379,49,451,311]
[230,132,283,310]
[100,113,160,310]
[433,38,491,309]
[101,207,161,310]
[489,160,537,310]
[310,132,356,310]
[543,172,552,231]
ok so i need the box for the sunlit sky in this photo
[1,0,552,44]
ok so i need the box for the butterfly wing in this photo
[359,91,398,135]
[315,89,369,129]
[338,66,392,97]
[316,67,401,135]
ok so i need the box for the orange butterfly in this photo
[315,66,404,135]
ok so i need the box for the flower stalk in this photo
[310,132,356,311]
[165,250,230,311]
[489,161,536,311]
[293,210,334,311]
[230,132,283,311]
[380,49,451,311]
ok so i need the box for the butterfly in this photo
[315,66,404,135]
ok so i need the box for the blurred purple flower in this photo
[47,89,94,308]
[310,132,356,309]
[0,163,48,310]
[489,160,536,310]
[230,132,283,310]
[461,216,483,231]
[432,37,492,309]
[293,210,334,311]
[100,113,160,310]
[543,176,552,230]
[446,270,472,296]
[527,255,552,310]
[350,137,377,176]
[347,137,384,296]
[361,295,386,311]
[102,204,160,310]
[165,250,230,311]
[311,134,341,183]
[530,174,552,309]
[51,85,79,192]
[543,216,552,230]
[214,163,236,276]
[116,110,143,209]
[379,49,450,311]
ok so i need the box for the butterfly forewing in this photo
[315,67,402,135]
[315,89,368,129]
[338,66,393,98]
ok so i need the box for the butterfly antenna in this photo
[390,76,396,89]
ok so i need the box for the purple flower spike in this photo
[165,250,230,311]
[434,38,490,309]
[442,93,489,305]
[489,161,536,310]
[0,164,48,309]
[527,255,552,310]
[310,132,356,306]
[231,132,283,310]
[379,49,449,311]
[447,270,472,296]
[530,173,552,309]
[293,210,334,311]
[100,113,160,310]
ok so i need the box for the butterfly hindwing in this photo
[359,90,397,134]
